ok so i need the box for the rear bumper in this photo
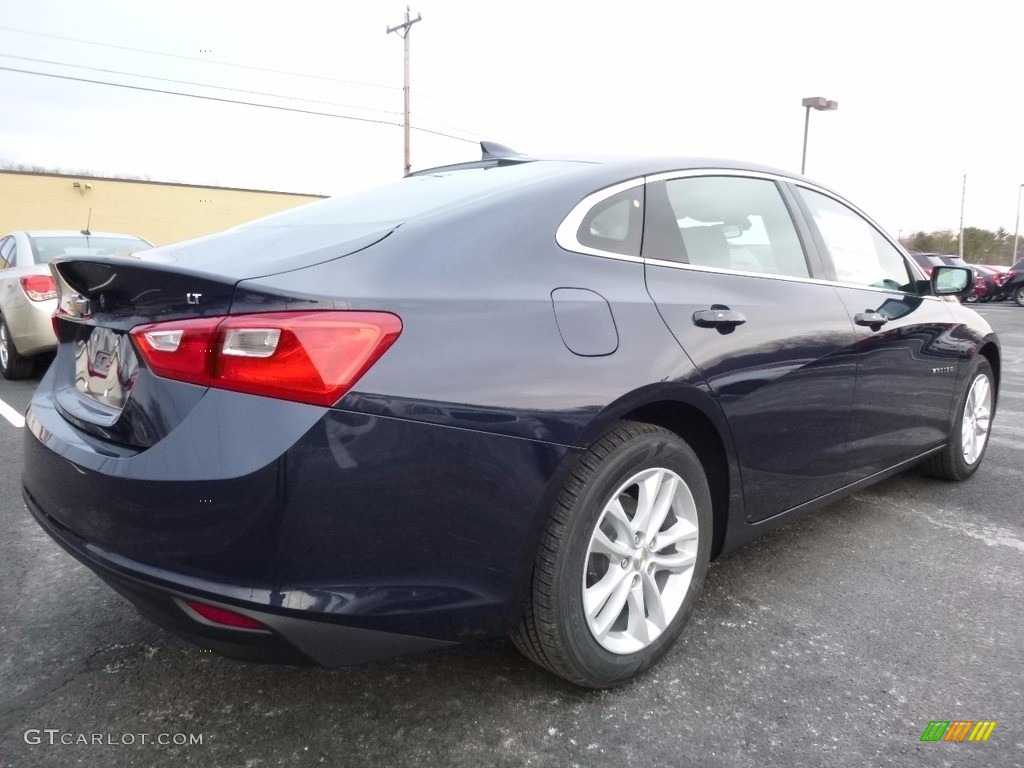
[25,489,457,666]
[23,371,578,657]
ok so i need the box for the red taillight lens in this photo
[20,274,57,302]
[130,311,402,406]
[184,600,266,630]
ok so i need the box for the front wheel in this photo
[512,421,712,687]
[923,359,994,481]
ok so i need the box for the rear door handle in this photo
[692,306,747,329]
[854,311,888,328]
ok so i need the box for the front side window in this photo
[0,237,13,269]
[797,188,912,292]
[642,176,810,279]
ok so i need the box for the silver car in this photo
[0,231,151,379]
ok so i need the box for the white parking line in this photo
[0,398,25,428]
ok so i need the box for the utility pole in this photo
[1013,183,1023,264]
[387,6,422,176]
[959,174,966,260]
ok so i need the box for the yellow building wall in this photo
[0,172,326,247]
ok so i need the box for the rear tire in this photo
[0,317,33,380]
[922,358,994,481]
[512,421,712,688]
[1014,286,1024,307]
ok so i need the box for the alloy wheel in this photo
[0,322,8,370]
[961,373,992,465]
[582,467,699,654]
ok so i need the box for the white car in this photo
[0,230,151,379]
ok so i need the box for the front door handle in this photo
[854,311,889,329]
[692,306,747,329]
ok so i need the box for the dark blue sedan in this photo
[23,146,997,687]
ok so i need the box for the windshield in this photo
[29,235,151,263]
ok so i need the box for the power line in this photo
[0,65,478,144]
[0,56,487,140]
[0,24,401,91]
[0,52,407,120]
[0,25,485,141]
[0,53,488,139]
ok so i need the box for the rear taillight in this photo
[20,274,57,302]
[130,311,402,406]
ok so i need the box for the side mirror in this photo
[931,265,973,296]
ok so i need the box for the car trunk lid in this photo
[48,223,394,446]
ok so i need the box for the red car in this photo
[968,265,1009,303]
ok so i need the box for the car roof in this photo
[21,230,148,239]
[409,151,859,217]
[415,153,812,184]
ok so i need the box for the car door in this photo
[789,184,960,476]
[641,172,860,522]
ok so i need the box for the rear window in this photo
[909,253,943,267]
[29,236,151,263]
[244,161,574,230]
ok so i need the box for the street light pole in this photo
[800,96,838,175]
[1013,183,1024,264]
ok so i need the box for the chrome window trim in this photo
[643,256,943,300]
[556,168,935,299]
[643,257,823,287]
[555,178,647,262]
[557,168,809,264]
[645,168,789,185]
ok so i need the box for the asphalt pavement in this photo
[1,304,1022,768]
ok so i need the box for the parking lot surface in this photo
[1,304,1021,768]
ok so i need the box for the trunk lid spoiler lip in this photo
[49,228,396,327]
[50,226,396,287]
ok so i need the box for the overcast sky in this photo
[0,0,1021,238]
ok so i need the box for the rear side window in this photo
[797,188,912,292]
[576,187,644,257]
[642,176,810,279]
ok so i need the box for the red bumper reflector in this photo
[185,600,267,630]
